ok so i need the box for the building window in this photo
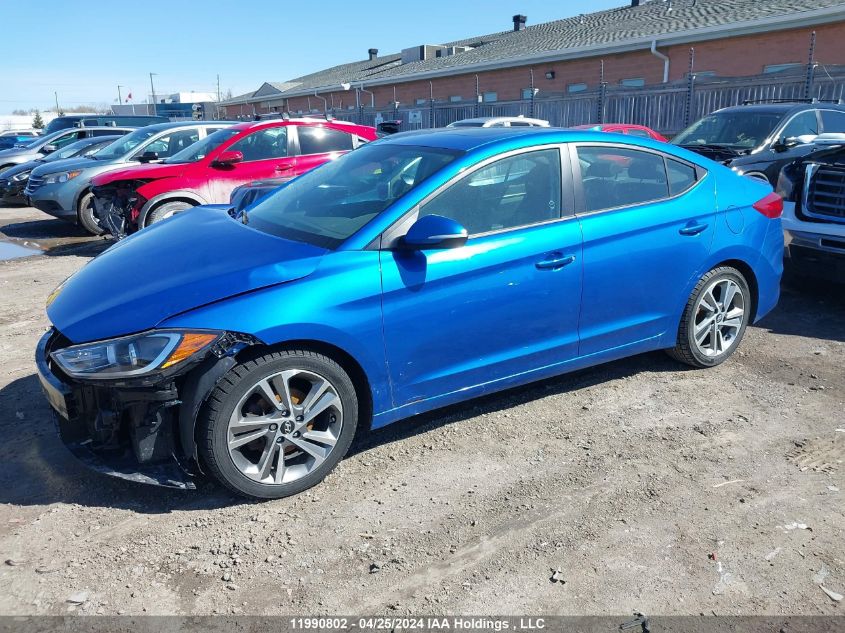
[415,98,428,105]
[620,78,645,87]
[521,88,538,99]
[483,92,498,103]
[568,83,587,93]
[449,95,462,103]
[763,63,802,74]
[694,71,717,77]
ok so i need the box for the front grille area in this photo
[805,164,845,223]
[25,175,45,195]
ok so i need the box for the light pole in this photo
[149,73,158,116]
[54,91,60,114]
[117,85,125,105]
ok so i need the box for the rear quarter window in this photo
[821,110,845,134]
[666,158,698,196]
[297,126,355,155]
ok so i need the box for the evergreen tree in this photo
[32,110,45,129]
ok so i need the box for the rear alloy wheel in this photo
[667,266,751,368]
[77,192,104,235]
[145,200,193,226]
[198,350,358,499]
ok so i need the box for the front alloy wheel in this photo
[199,350,358,499]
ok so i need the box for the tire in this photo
[666,266,752,368]
[77,192,104,235]
[145,200,194,226]
[198,349,359,499]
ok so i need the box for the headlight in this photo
[51,330,221,379]
[10,170,31,182]
[43,170,83,184]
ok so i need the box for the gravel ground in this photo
[0,206,842,616]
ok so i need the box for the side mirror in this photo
[401,214,468,250]
[212,150,244,167]
[138,151,159,163]
[42,143,58,154]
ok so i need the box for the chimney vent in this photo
[368,48,378,61]
[513,15,527,31]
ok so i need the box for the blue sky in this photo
[0,0,623,114]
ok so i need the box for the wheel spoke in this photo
[722,281,738,310]
[256,441,281,481]
[695,315,716,341]
[287,435,329,465]
[255,378,284,411]
[228,427,270,450]
[301,429,338,447]
[302,391,338,424]
[700,290,718,313]
[721,316,743,330]
[301,379,330,414]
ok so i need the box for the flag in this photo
[125,92,132,103]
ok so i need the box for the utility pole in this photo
[216,74,221,103]
[216,75,222,120]
[149,72,158,116]
[117,85,124,104]
[54,91,60,113]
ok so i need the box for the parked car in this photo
[0,134,39,151]
[27,122,233,234]
[570,123,668,142]
[37,127,783,498]
[0,126,135,174]
[673,101,845,185]
[447,116,550,128]
[0,136,121,206]
[0,129,40,137]
[229,176,294,213]
[44,114,168,135]
[90,118,378,237]
[776,133,845,282]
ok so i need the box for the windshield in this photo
[245,143,461,249]
[92,128,159,160]
[165,128,239,163]
[43,139,104,162]
[673,111,784,149]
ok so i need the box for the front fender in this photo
[138,188,208,225]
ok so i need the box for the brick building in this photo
[219,0,845,120]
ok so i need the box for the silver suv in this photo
[0,126,135,174]
[27,122,233,234]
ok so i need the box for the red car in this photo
[91,118,378,235]
[570,123,668,142]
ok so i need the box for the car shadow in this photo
[756,277,845,343]
[0,218,110,258]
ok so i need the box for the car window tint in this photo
[626,128,651,138]
[419,148,562,235]
[666,158,698,196]
[52,132,83,149]
[577,146,669,212]
[820,110,845,133]
[229,127,288,161]
[91,129,120,137]
[780,111,818,139]
[297,126,354,155]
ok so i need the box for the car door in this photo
[573,143,715,356]
[204,126,294,203]
[292,125,356,176]
[379,146,583,407]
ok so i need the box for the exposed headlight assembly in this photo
[10,170,31,182]
[51,330,221,379]
[43,170,83,184]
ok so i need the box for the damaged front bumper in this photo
[35,328,250,489]
[91,182,146,239]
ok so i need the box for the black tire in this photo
[77,192,104,235]
[666,266,752,368]
[145,200,193,226]
[198,349,359,499]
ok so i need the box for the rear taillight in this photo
[752,192,783,219]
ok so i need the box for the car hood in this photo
[47,206,327,343]
[0,159,43,178]
[92,162,187,186]
[0,147,34,159]
[30,156,99,177]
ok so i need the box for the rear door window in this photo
[577,146,670,212]
[779,111,819,139]
[228,127,288,161]
[297,126,355,155]
[820,110,845,134]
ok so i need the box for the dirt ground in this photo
[0,206,842,617]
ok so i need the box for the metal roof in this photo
[236,0,845,104]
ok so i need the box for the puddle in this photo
[0,239,42,261]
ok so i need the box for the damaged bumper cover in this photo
[91,181,147,239]
[35,328,255,489]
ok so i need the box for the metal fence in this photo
[330,65,845,136]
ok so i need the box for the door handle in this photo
[679,222,708,236]
[275,164,294,172]
[535,254,576,270]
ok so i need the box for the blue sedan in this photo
[37,127,783,499]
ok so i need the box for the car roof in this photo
[136,121,236,133]
[380,126,658,152]
[230,118,369,132]
[714,102,845,115]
